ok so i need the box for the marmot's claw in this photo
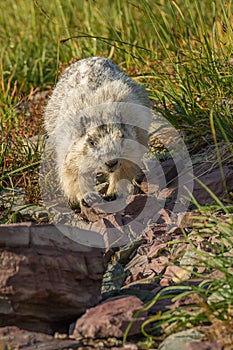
[81,198,90,207]
[104,193,117,201]
[69,201,81,212]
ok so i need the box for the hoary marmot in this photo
[44,57,151,208]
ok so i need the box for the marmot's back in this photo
[44,57,150,135]
[59,57,126,89]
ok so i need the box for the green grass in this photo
[1,1,233,132]
[0,0,233,346]
[0,1,232,188]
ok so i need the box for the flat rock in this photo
[0,326,81,350]
[73,295,147,339]
[0,222,100,252]
[185,340,223,350]
[193,164,233,205]
[0,224,106,334]
[159,329,204,350]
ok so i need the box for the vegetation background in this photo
[0,0,233,347]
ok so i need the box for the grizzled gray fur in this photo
[44,57,151,207]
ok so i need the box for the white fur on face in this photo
[73,124,134,174]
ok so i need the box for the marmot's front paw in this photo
[103,193,117,201]
[68,199,81,212]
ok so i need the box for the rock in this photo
[123,195,161,223]
[0,326,81,350]
[185,340,223,350]
[0,187,26,209]
[193,164,233,205]
[12,204,50,223]
[207,283,231,304]
[160,265,182,286]
[161,249,198,285]
[119,285,158,303]
[116,345,138,350]
[115,237,146,265]
[159,329,204,350]
[124,254,149,284]
[0,223,106,334]
[101,262,126,298]
[72,295,147,339]
[0,187,50,224]
[145,256,168,275]
[0,222,30,247]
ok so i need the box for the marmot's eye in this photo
[87,137,95,147]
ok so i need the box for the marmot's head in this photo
[59,104,151,205]
[83,123,132,173]
[67,123,146,175]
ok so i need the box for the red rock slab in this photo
[193,164,233,205]
[0,224,106,334]
[73,295,147,339]
[0,326,81,350]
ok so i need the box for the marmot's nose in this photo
[105,159,119,171]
